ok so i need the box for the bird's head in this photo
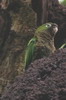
[35,22,58,35]
[35,22,58,40]
[47,22,58,36]
[34,22,58,46]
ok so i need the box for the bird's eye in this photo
[46,23,51,28]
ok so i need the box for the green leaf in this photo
[59,43,66,49]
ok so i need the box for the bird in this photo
[24,22,58,70]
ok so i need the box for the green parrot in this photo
[24,23,58,70]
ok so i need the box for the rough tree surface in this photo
[0,0,36,95]
[1,48,66,100]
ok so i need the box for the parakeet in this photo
[24,22,58,70]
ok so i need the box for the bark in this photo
[1,48,66,100]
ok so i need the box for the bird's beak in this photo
[53,27,58,33]
[52,23,58,34]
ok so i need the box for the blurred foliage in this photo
[61,0,66,5]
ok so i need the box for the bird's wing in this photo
[24,37,37,70]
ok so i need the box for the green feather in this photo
[24,37,37,70]
[35,23,50,34]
